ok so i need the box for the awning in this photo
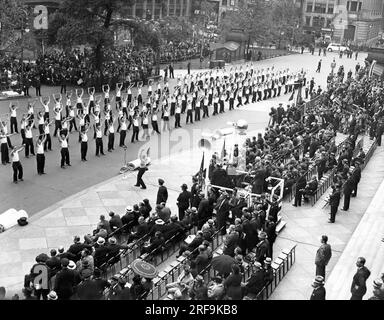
[210,41,240,52]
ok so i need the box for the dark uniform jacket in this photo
[156,185,168,204]
[329,190,341,208]
[177,191,191,209]
[351,266,371,297]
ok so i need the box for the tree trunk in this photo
[94,7,113,87]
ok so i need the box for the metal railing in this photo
[254,245,297,300]
[143,226,224,300]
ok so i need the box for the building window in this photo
[328,4,334,14]
[222,0,228,6]
[314,3,326,14]
[306,2,313,12]
[348,1,359,12]
[306,16,311,26]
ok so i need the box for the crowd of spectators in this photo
[0,40,210,94]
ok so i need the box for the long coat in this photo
[156,185,168,204]
[351,266,371,298]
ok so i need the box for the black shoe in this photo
[13,181,17,184]
[96,154,100,157]
[67,164,71,166]
[101,153,106,156]
[140,187,147,189]
[134,185,140,187]
[328,219,334,223]
[341,208,348,211]
[292,204,297,207]
[19,178,24,181]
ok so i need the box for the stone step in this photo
[275,220,287,234]
[326,178,384,300]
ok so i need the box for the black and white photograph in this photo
[0,0,384,307]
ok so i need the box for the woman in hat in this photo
[310,275,326,300]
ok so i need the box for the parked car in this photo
[327,43,349,52]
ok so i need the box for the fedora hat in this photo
[155,219,165,225]
[258,231,267,240]
[96,237,105,245]
[47,291,58,300]
[108,237,117,245]
[68,260,76,270]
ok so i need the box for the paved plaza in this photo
[0,52,378,299]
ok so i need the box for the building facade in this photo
[300,0,384,43]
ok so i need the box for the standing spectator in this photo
[156,178,168,204]
[223,264,243,300]
[176,183,191,221]
[351,162,361,197]
[0,287,5,300]
[255,231,270,262]
[328,185,341,223]
[315,235,332,279]
[341,174,354,211]
[350,257,371,300]
[54,258,77,300]
[310,276,326,300]
[193,245,209,274]
[187,62,191,75]
[316,59,322,73]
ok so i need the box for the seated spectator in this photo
[178,231,204,257]
[93,237,110,268]
[189,275,208,300]
[122,206,136,232]
[141,231,165,255]
[97,215,112,234]
[46,249,61,273]
[67,236,92,262]
[109,211,123,233]
[159,202,172,223]
[76,248,94,271]
[162,215,184,240]
[193,245,209,274]
[57,245,76,261]
[128,216,149,242]
[207,276,225,300]
[166,264,195,299]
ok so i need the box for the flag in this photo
[194,152,206,187]
[221,139,227,159]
